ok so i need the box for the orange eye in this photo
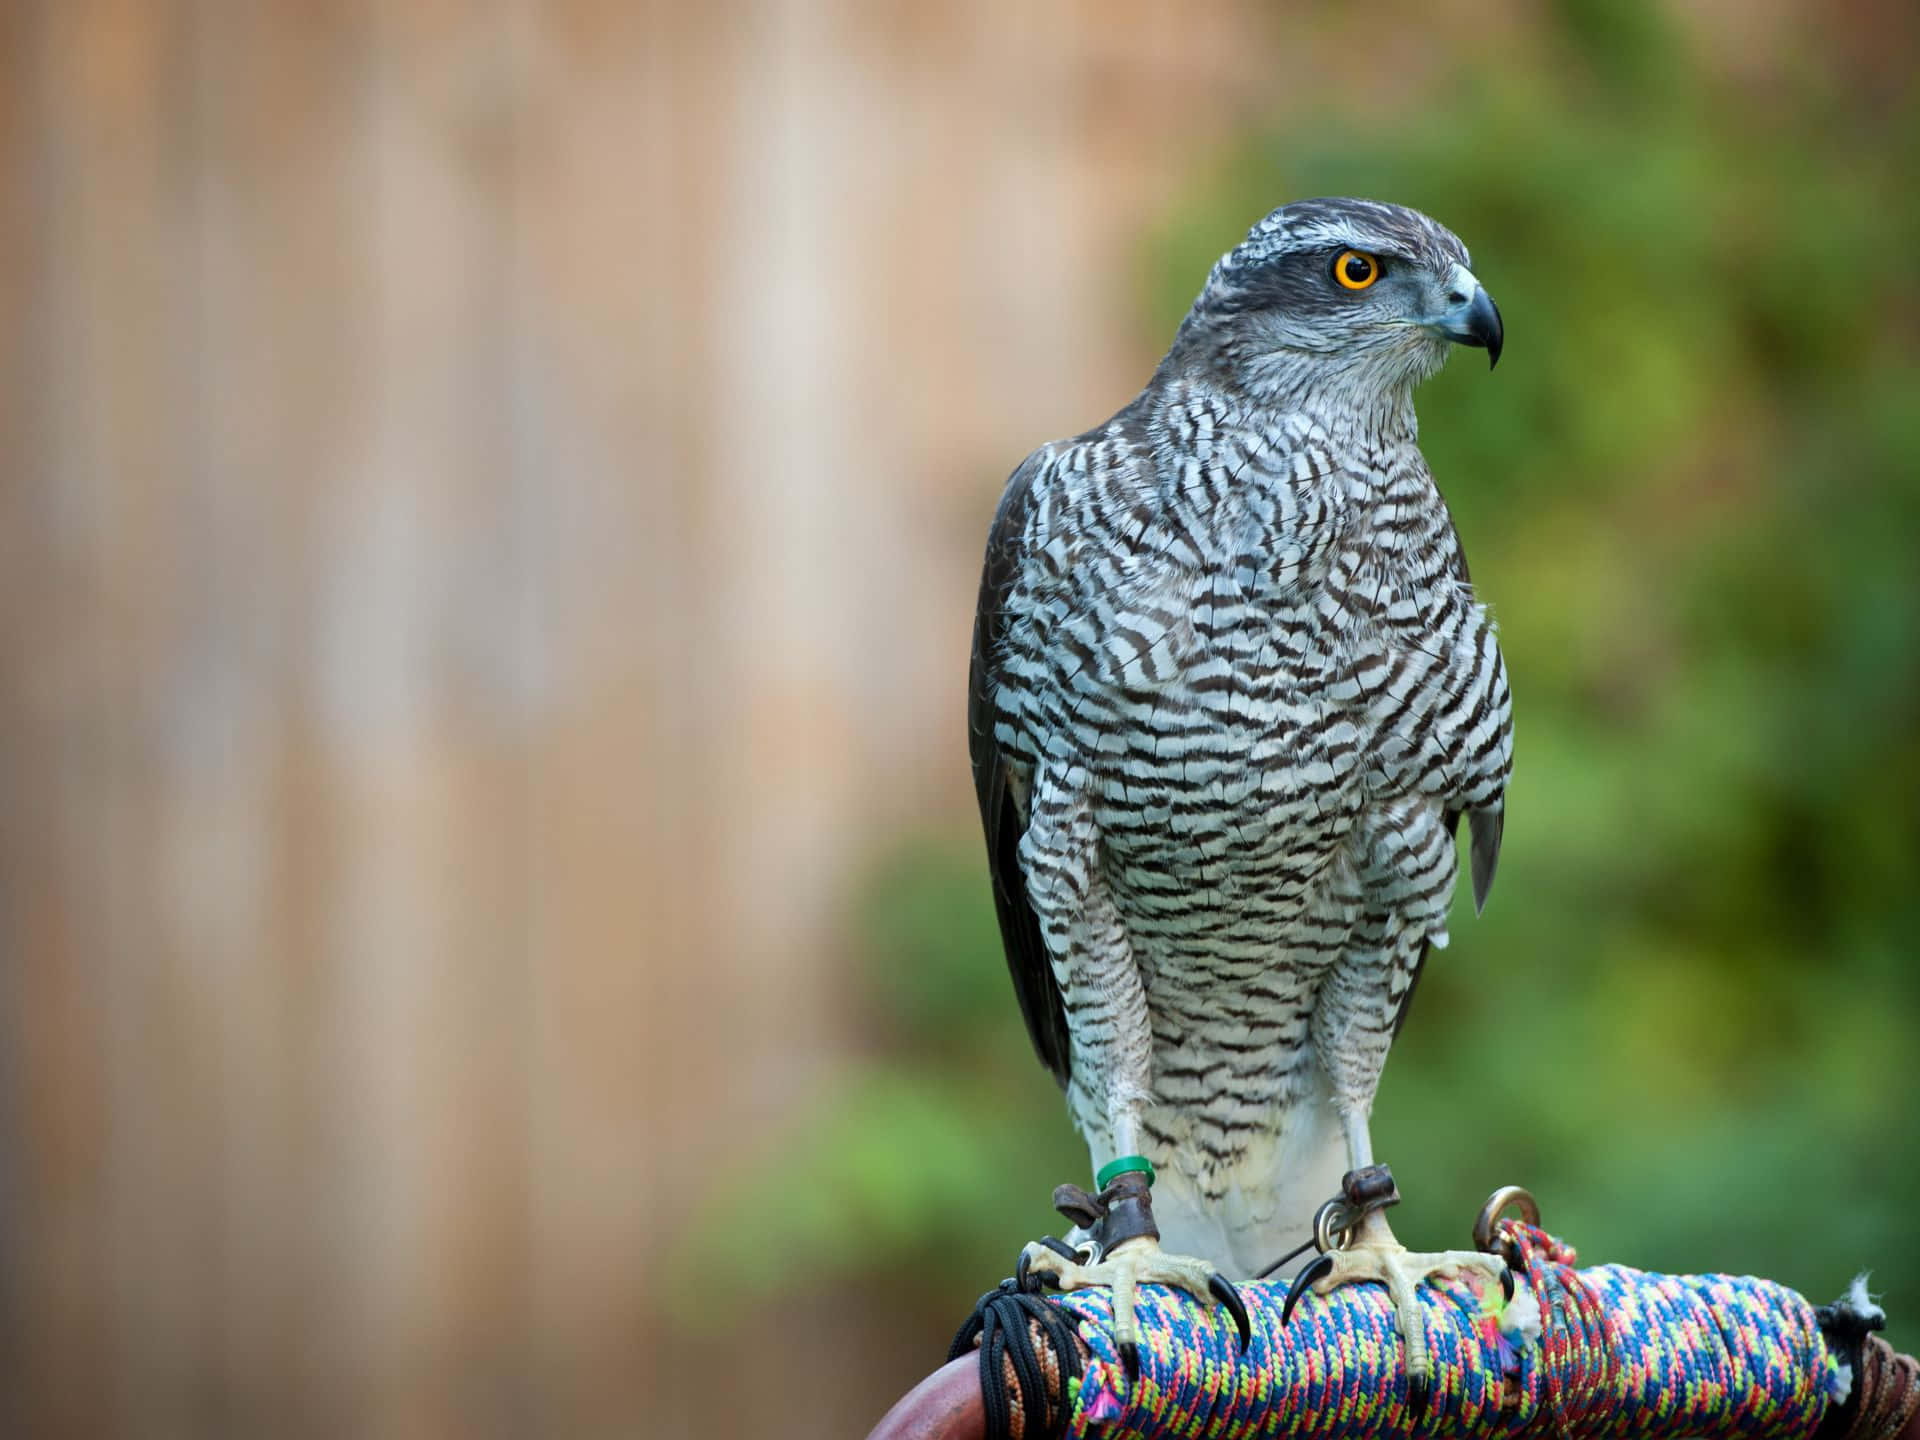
[1334,250,1380,290]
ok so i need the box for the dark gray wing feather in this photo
[1469,806,1503,915]
[969,454,1071,1088]
[1447,512,1506,917]
[1394,505,1509,1036]
[1388,810,1462,1043]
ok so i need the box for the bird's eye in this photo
[1334,250,1381,290]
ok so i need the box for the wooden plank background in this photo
[0,1,1287,1432]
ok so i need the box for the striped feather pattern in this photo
[971,199,1513,1273]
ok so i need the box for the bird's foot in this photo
[1019,1235,1251,1377]
[1283,1213,1511,1414]
[1018,1163,1249,1376]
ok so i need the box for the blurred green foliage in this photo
[676,1,1920,1353]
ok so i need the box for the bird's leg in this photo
[1011,792,1248,1368]
[1282,1109,1510,1413]
[1020,1107,1250,1373]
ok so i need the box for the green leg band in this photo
[1097,1154,1156,1190]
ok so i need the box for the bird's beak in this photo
[1435,283,1504,370]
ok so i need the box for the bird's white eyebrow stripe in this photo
[1223,199,1473,281]
[1281,220,1464,271]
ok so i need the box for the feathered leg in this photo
[1013,773,1249,1370]
[1299,905,1508,1411]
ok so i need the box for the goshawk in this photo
[968,197,1513,1399]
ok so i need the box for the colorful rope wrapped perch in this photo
[920,1220,1915,1440]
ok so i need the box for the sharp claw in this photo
[1017,1240,1074,1292]
[1209,1274,1253,1351]
[1119,1339,1140,1381]
[1013,1251,1044,1297]
[1501,1265,1515,1302]
[1408,1371,1431,1417]
[1282,1253,1336,1326]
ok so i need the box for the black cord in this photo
[1256,1233,1317,1280]
[1816,1285,1889,1440]
[948,1278,1085,1440]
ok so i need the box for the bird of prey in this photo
[967,198,1513,1398]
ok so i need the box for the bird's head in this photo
[1175,197,1503,405]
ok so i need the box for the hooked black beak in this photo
[1440,287,1504,370]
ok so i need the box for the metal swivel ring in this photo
[1313,1196,1357,1254]
[1473,1184,1542,1260]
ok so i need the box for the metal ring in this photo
[1313,1197,1356,1254]
[1472,1185,1542,1254]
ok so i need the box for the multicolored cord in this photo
[1031,1221,1843,1440]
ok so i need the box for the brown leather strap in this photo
[1095,1169,1160,1253]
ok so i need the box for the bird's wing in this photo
[1468,806,1504,914]
[1448,526,1508,912]
[1392,519,1510,1041]
[969,451,1072,1088]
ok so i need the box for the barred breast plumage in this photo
[970,197,1513,1278]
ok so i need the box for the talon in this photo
[1282,1253,1336,1326]
[1210,1273,1253,1351]
[1017,1238,1076,1292]
[1119,1339,1140,1381]
[1408,1370,1431,1417]
[1500,1265,1515,1303]
[1013,1251,1059,1297]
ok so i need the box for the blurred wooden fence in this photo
[0,1,1284,1433]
